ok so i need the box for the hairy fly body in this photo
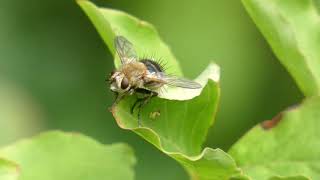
[109,36,201,126]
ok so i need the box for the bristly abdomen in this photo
[140,59,165,73]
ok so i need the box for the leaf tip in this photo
[207,62,220,82]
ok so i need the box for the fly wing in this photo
[114,36,138,64]
[160,73,202,89]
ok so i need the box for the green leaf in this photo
[0,81,43,146]
[0,131,136,180]
[111,65,245,180]
[229,96,320,180]
[242,0,320,96]
[77,1,245,179]
[0,159,19,180]
[77,0,182,76]
[269,176,309,180]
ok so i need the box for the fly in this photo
[109,36,201,126]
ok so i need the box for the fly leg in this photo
[131,98,144,114]
[135,90,158,127]
[109,93,125,112]
[131,88,156,114]
[113,93,124,107]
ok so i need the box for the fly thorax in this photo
[122,62,147,88]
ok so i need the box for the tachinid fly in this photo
[109,36,201,126]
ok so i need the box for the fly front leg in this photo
[131,98,144,114]
[132,88,158,127]
[131,88,156,114]
[136,92,158,127]
[109,92,125,111]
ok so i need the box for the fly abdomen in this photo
[140,59,164,74]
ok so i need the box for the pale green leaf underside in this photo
[242,0,320,96]
[0,159,19,180]
[78,1,244,179]
[0,131,136,180]
[229,97,320,180]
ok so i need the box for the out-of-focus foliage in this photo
[227,1,320,179]
[268,177,308,180]
[242,0,320,97]
[230,97,320,179]
[0,159,19,180]
[0,131,136,180]
[0,81,43,146]
[0,0,303,179]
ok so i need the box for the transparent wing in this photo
[159,73,202,89]
[114,36,138,64]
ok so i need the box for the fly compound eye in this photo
[121,77,129,89]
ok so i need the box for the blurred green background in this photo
[0,0,303,179]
